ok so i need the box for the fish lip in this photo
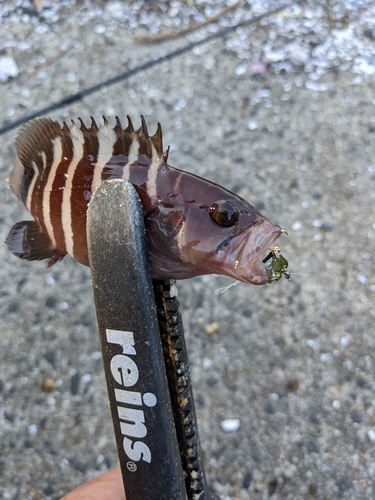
[222,221,281,285]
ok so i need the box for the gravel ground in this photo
[1,1,375,499]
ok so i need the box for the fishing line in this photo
[0,1,299,136]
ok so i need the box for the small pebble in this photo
[204,56,215,71]
[289,49,308,67]
[173,98,186,111]
[320,353,333,362]
[247,120,259,131]
[312,219,333,231]
[205,322,219,336]
[94,24,106,34]
[257,89,271,98]
[41,377,57,393]
[220,418,240,432]
[357,61,375,76]
[306,338,320,351]
[357,274,369,285]
[249,62,266,75]
[81,373,92,384]
[203,358,213,369]
[27,424,37,436]
[243,470,252,488]
[340,336,351,347]
[286,378,300,392]
[364,29,375,40]
[0,56,19,82]
[66,71,76,83]
[313,219,323,227]
[59,458,69,470]
[292,221,302,231]
[235,64,247,76]
[305,81,329,92]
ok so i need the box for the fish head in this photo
[145,172,283,284]
[178,200,282,285]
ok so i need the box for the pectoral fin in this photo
[6,220,65,267]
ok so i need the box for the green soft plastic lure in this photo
[263,246,290,283]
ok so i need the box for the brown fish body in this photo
[7,116,282,285]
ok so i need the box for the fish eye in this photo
[209,201,239,228]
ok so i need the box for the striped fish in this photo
[6,115,286,284]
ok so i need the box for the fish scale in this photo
[6,115,288,285]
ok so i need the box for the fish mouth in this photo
[222,221,282,285]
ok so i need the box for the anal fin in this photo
[6,220,65,267]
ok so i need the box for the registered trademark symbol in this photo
[127,461,137,472]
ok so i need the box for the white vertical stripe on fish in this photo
[43,137,63,246]
[145,160,159,202]
[91,122,117,192]
[150,143,159,162]
[25,161,40,212]
[121,138,140,181]
[146,143,161,200]
[61,124,84,257]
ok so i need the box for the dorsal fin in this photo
[111,115,165,161]
[126,115,135,134]
[136,115,152,158]
[140,114,149,137]
[9,115,167,200]
[78,117,88,131]
[14,114,165,162]
[150,122,163,158]
[163,145,170,164]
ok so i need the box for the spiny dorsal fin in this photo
[78,117,88,131]
[140,115,149,137]
[9,116,167,200]
[15,115,165,161]
[126,115,135,134]
[90,116,99,130]
[163,145,170,164]
[137,115,152,159]
[150,122,163,159]
[111,115,165,161]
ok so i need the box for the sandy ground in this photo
[1,1,375,499]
